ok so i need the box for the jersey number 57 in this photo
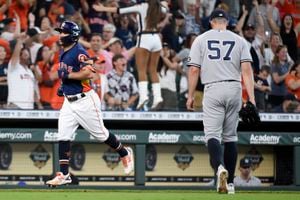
[207,40,235,61]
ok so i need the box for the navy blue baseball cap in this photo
[240,157,251,168]
[209,9,229,21]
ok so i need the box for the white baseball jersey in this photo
[188,29,252,84]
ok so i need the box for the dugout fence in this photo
[0,110,299,188]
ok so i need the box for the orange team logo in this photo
[78,54,88,62]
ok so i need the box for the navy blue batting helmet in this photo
[55,21,80,46]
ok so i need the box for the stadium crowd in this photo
[0,0,299,112]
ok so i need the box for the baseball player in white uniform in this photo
[46,21,134,187]
[186,9,255,194]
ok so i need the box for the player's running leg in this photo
[46,141,72,186]
[104,133,134,175]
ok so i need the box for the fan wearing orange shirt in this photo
[8,0,30,31]
[285,61,300,101]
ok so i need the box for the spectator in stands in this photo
[200,0,217,31]
[0,17,18,42]
[280,14,298,63]
[161,10,186,53]
[242,24,264,75]
[102,23,116,50]
[0,0,9,22]
[107,54,138,111]
[36,45,55,109]
[285,61,300,102]
[47,0,75,25]
[107,37,136,62]
[39,16,56,40]
[106,54,139,111]
[183,0,201,35]
[44,39,61,110]
[227,4,248,35]
[157,43,181,111]
[263,32,293,66]
[43,35,60,63]
[273,94,300,113]
[240,0,265,74]
[275,0,294,19]
[29,0,52,28]
[0,44,8,108]
[7,33,42,109]
[71,10,91,39]
[49,62,64,110]
[87,33,112,74]
[8,0,30,31]
[276,0,300,27]
[269,45,294,110]
[216,2,239,34]
[91,55,109,111]
[86,0,111,34]
[221,0,240,22]
[247,0,281,35]
[234,157,262,187]
[26,27,44,64]
[115,14,136,50]
[254,65,271,112]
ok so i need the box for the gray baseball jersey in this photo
[188,29,252,84]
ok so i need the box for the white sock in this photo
[152,83,162,103]
[138,81,148,102]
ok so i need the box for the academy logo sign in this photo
[44,130,77,141]
[192,135,206,143]
[173,146,194,170]
[293,137,300,144]
[148,132,180,143]
[44,130,58,141]
[250,134,280,144]
[102,148,121,170]
[30,144,50,169]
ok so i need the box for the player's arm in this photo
[186,66,200,111]
[186,36,201,111]
[68,68,94,80]
[241,61,255,105]
[69,58,95,80]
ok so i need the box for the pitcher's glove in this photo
[239,101,261,125]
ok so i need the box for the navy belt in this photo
[205,80,239,85]
[66,93,86,102]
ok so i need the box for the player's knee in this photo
[90,130,109,142]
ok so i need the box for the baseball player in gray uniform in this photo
[186,9,255,194]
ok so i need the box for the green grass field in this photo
[0,190,300,200]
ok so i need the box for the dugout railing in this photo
[0,110,299,187]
